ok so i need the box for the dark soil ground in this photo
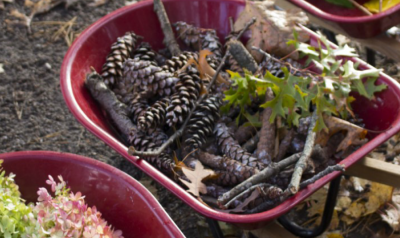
[1,1,400,238]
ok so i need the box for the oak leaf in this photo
[179,161,215,197]
[234,1,309,62]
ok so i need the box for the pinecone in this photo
[138,97,170,131]
[122,59,179,97]
[129,92,149,123]
[184,95,221,149]
[166,66,202,127]
[197,151,258,187]
[101,32,141,87]
[128,127,174,173]
[174,21,201,51]
[214,122,266,170]
[200,29,222,58]
[259,56,303,78]
[226,55,244,75]
[132,42,157,64]
[162,51,198,73]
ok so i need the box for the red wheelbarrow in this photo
[287,0,400,39]
[60,0,400,235]
[0,151,184,238]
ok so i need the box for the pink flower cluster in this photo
[32,175,123,238]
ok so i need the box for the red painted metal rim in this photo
[289,0,400,23]
[60,0,400,225]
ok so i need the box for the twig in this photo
[153,0,181,56]
[85,70,135,140]
[218,152,301,207]
[129,18,257,157]
[379,0,382,12]
[251,47,320,79]
[224,183,270,208]
[286,110,318,195]
[236,17,256,39]
[348,0,373,16]
[299,164,345,189]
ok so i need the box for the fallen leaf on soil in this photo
[364,0,400,13]
[341,182,393,225]
[298,185,340,230]
[5,9,31,32]
[380,188,400,232]
[233,0,309,62]
[0,0,13,10]
[88,0,108,7]
[316,115,368,152]
[125,0,137,5]
[179,161,215,197]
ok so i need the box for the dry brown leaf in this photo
[233,1,309,62]
[6,9,32,31]
[179,161,215,197]
[341,182,393,225]
[316,115,368,152]
[0,0,13,10]
[380,188,400,232]
[88,0,108,7]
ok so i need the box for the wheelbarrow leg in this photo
[207,217,224,238]
[277,175,342,238]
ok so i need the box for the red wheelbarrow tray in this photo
[0,151,184,238]
[288,0,400,39]
[60,0,400,230]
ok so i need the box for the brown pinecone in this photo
[166,66,202,127]
[184,95,221,149]
[200,29,222,58]
[162,51,198,73]
[138,97,170,131]
[197,151,258,187]
[174,21,201,51]
[226,55,244,75]
[101,32,141,87]
[132,42,157,64]
[122,59,179,97]
[214,122,266,170]
[259,56,303,78]
[128,127,174,173]
[129,92,149,123]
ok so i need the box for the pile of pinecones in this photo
[85,22,338,211]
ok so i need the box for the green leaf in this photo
[242,112,262,128]
[325,0,353,8]
[333,44,358,57]
[364,77,387,99]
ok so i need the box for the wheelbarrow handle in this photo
[278,175,342,238]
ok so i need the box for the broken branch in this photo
[153,0,181,56]
[218,152,301,208]
[286,110,317,195]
